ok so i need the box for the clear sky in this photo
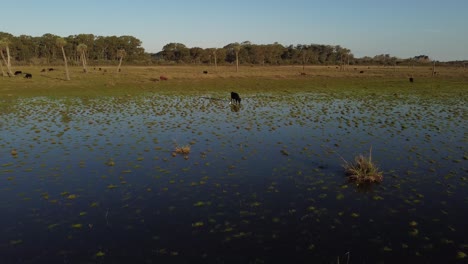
[1,0,467,61]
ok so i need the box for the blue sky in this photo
[1,0,467,61]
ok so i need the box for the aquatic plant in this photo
[342,147,383,184]
[174,144,191,155]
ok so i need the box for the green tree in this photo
[77,44,88,73]
[41,33,60,64]
[162,43,189,63]
[189,47,204,64]
[56,37,70,80]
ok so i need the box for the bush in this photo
[342,148,383,184]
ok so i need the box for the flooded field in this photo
[0,91,466,263]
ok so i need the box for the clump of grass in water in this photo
[342,147,383,184]
[173,144,191,160]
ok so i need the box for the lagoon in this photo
[0,91,466,263]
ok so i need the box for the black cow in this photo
[40,68,46,72]
[230,92,241,105]
[409,77,414,83]
[48,68,54,71]
[360,71,364,73]
[14,71,22,76]
[203,71,208,74]
[24,73,32,79]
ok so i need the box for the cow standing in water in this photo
[230,92,241,105]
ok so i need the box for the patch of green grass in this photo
[1,65,467,99]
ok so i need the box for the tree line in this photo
[0,32,146,66]
[1,32,464,69]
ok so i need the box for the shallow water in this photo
[0,92,466,263]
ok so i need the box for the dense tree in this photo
[56,37,70,80]
[0,32,454,67]
[189,47,204,64]
[161,43,190,63]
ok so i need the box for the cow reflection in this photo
[230,103,241,112]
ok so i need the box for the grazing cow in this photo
[24,73,32,79]
[14,71,22,76]
[160,75,168,81]
[409,77,414,83]
[40,68,46,72]
[300,72,307,76]
[360,71,364,73]
[48,68,54,71]
[203,71,208,74]
[99,68,102,71]
[230,92,241,105]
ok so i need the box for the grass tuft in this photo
[342,147,383,184]
[174,145,191,155]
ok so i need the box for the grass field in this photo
[1,65,467,98]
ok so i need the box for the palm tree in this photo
[77,44,88,73]
[233,44,241,72]
[212,48,218,71]
[0,60,6,77]
[116,49,126,73]
[56,38,70,80]
[0,38,14,76]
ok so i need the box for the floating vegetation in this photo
[71,224,83,229]
[174,144,191,155]
[107,184,118,189]
[342,147,383,184]
[457,251,467,259]
[106,159,115,166]
[192,221,204,227]
[10,149,18,156]
[67,194,77,200]
[10,239,23,245]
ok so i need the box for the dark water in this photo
[0,93,466,263]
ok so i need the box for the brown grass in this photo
[174,145,191,155]
[342,148,383,184]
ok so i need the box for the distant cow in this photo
[360,71,364,73]
[14,71,22,76]
[40,68,46,72]
[300,72,306,76]
[160,75,168,81]
[203,71,208,74]
[230,92,241,105]
[409,77,414,83]
[24,73,32,79]
[48,68,54,71]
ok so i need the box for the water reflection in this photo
[230,103,241,112]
